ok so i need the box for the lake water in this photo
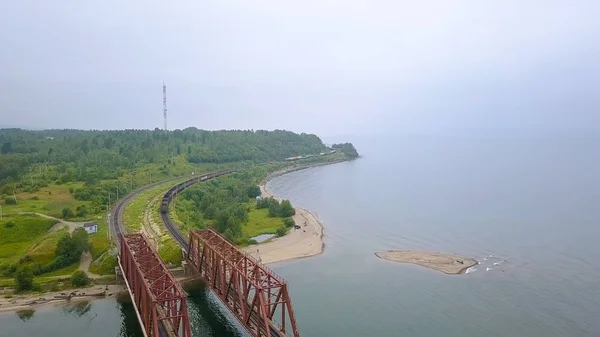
[2,134,599,336]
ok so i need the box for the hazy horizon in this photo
[2,1,599,138]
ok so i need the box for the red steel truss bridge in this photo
[187,229,300,337]
[118,233,192,337]
[114,171,302,337]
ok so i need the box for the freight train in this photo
[160,168,236,214]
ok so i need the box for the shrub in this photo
[15,267,34,292]
[30,196,39,200]
[76,205,88,218]
[283,217,295,228]
[62,207,74,219]
[4,221,15,228]
[71,270,90,287]
[18,255,32,264]
[247,239,258,245]
[4,197,17,205]
[276,225,287,237]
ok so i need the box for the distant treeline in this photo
[0,128,328,185]
[0,128,358,216]
[332,143,359,158]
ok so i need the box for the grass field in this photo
[158,237,184,266]
[122,177,190,232]
[3,182,91,219]
[0,215,84,280]
[243,202,285,238]
[0,214,58,263]
[89,213,110,259]
[26,227,69,265]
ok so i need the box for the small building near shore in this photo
[83,222,98,234]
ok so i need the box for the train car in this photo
[160,169,236,215]
[160,200,169,214]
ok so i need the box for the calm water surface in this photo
[2,134,599,336]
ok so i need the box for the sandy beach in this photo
[0,284,126,313]
[375,250,477,274]
[243,168,328,265]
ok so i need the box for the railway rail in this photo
[110,175,191,246]
[159,168,236,251]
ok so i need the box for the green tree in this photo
[276,226,287,237]
[1,142,13,154]
[246,185,261,198]
[268,202,280,218]
[55,234,78,262]
[15,266,34,292]
[71,227,90,252]
[71,270,90,287]
[54,228,89,269]
[279,200,295,217]
[283,217,295,228]
[75,205,88,218]
[62,207,74,219]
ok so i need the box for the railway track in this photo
[109,175,191,246]
[159,168,236,252]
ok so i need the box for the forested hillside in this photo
[0,128,330,216]
[0,128,327,186]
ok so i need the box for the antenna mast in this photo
[163,81,168,131]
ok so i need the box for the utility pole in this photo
[0,204,3,220]
[107,210,110,242]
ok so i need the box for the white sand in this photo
[243,179,325,265]
[375,250,477,274]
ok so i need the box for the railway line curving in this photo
[159,168,236,251]
[109,175,191,246]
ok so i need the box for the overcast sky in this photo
[1,1,599,137]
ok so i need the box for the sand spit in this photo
[375,250,477,274]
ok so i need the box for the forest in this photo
[0,128,333,216]
[332,143,359,158]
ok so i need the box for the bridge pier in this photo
[181,260,191,277]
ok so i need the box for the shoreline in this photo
[0,160,346,312]
[244,161,345,265]
[0,284,127,313]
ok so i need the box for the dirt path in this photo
[23,212,86,234]
[78,251,100,278]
